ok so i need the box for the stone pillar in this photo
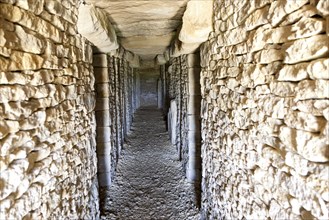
[169,100,178,145]
[94,54,112,186]
[135,71,141,109]
[157,78,163,109]
[186,54,201,182]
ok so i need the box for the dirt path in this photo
[100,107,200,220]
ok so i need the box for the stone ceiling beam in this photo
[77,4,119,53]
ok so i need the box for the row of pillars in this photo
[159,53,202,183]
[93,53,140,187]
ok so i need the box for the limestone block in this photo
[268,0,309,26]
[294,100,329,116]
[284,35,329,64]
[16,0,44,15]
[188,67,201,83]
[296,130,328,162]
[179,0,213,44]
[188,115,200,131]
[169,100,177,144]
[244,6,269,31]
[77,4,118,53]
[269,81,296,97]
[307,58,329,79]
[247,24,271,53]
[0,4,62,43]
[96,127,111,143]
[269,17,325,44]
[93,54,108,67]
[187,131,201,144]
[280,5,318,26]
[285,151,311,176]
[98,172,111,187]
[94,67,109,83]
[0,72,27,85]
[217,27,247,47]
[95,98,110,111]
[164,50,170,61]
[8,51,43,71]
[295,80,329,100]
[0,85,32,103]
[39,10,65,32]
[256,48,284,64]
[95,110,111,127]
[188,82,201,95]
[188,95,201,115]
[170,39,200,57]
[284,110,326,132]
[0,47,11,58]
[95,83,110,98]
[2,25,45,54]
[232,42,249,55]
[200,40,211,68]
[155,54,166,65]
[187,54,200,68]
[96,142,111,155]
[97,155,111,173]
[277,63,309,81]
[317,0,329,16]
[45,0,76,25]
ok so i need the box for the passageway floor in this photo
[100,107,200,220]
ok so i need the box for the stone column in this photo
[94,54,112,186]
[186,54,202,182]
[157,78,163,109]
[135,71,141,109]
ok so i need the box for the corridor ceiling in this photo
[84,0,189,60]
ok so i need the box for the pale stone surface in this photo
[178,0,213,44]
[268,0,309,26]
[307,58,329,79]
[77,4,118,53]
[0,1,99,219]
[84,0,188,61]
[198,1,329,219]
[317,0,329,16]
[278,63,309,81]
[284,35,329,64]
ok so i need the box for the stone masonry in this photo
[1,0,328,219]
[0,0,99,219]
[162,53,202,182]
[94,50,139,187]
[200,0,329,219]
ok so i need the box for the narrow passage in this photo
[100,108,200,220]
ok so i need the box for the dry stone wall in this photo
[94,52,138,187]
[200,0,329,219]
[0,0,99,219]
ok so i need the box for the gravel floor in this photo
[99,107,200,220]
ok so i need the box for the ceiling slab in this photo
[84,0,189,61]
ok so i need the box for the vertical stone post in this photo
[157,78,163,109]
[186,53,202,182]
[94,54,112,186]
[135,71,141,109]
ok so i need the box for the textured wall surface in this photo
[0,1,99,219]
[140,68,159,106]
[200,0,329,219]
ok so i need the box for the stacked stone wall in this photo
[0,1,99,219]
[200,0,329,219]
